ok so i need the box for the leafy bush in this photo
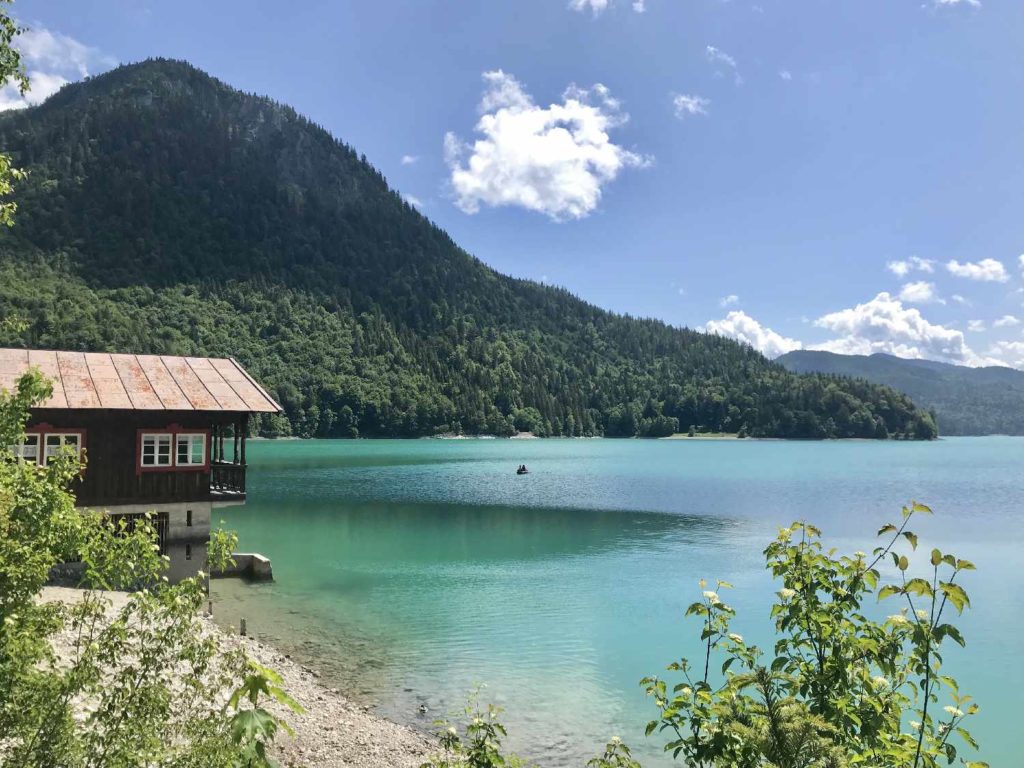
[643,505,985,768]
[421,692,638,768]
[421,694,528,768]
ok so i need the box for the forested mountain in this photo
[0,59,936,439]
[778,350,1024,436]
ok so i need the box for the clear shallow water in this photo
[213,438,1024,767]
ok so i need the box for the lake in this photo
[212,437,1023,767]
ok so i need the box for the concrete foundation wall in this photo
[165,540,210,584]
[213,552,273,582]
[77,502,214,584]
[87,501,212,542]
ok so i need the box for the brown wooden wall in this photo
[28,409,244,508]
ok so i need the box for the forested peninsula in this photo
[0,60,937,440]
[779,350,1024,436]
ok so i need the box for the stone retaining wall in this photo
[212,552,273,581]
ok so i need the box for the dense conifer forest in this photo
[779,349,1024,436]
[0,60,936,440]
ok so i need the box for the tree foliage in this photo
[0,59,936,440]
[0,0,26,227]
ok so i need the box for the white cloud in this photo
[570,0,645,13]
[951,294,970,306]
[705,310,802,358]
[887,261,911,278]
[400,154,418,165]
[569,0,611,13]
[993,314,1020,328]
[671,93,709,119]
[886,256,935,277]
[0,26,116,110]
[933,0,981,7]
[1018,253,1024,271]
[706,45,736,69]
[719,294,739,307]
[988,342,1024,369]
[706,45,742,85]
[402,193,424,209]
[967,319,986,332]
[946,258,1008,282]
[898,281,943,305]
[444,70,649,221]
[779,70,792,81]
[811,292,985,365]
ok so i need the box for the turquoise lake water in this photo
[213,437,1023,767]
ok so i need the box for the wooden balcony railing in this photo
[210,461,246,497]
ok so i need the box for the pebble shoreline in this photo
[216,621,433,768]
[42,587,434,768]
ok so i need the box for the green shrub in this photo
[643,504,985,768]
[421,692,528,768]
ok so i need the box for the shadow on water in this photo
[234,500,736,569]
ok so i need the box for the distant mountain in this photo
[0,59,935,439]
[777,350,1024,435]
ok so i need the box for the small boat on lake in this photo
[516,465,529,475]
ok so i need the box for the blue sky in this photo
[6,0,1024,367]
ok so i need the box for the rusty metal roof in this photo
[0,349,282,413]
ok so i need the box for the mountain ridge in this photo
[0,59,936,440]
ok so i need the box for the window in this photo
[10,433,40,463]
[138,429,209,472]
[42,433,82,466]
[176,433,206,466]
[141,433,173,467]
[185,543,192,561]
[186,509,193,527]
[9,429,83,467]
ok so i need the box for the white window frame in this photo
[140,433,173,468]
[10,432,41,464]
[175,433,207,467]
[42,433,83,466]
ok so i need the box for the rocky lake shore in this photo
[219,626,433,768]
[42,587,434,768]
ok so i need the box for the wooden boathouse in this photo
[0,348,282,581]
